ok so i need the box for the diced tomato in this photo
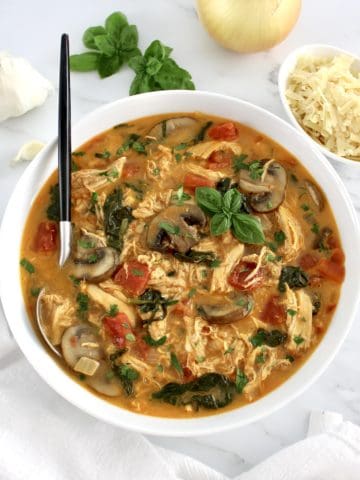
[122,163,140,179]
[134,333,150,360]
[183,173,215,190]
[208,122,238,141]
[114,260,150,296]
[34,221,57,252]
[206,150,233,170]
[261,295,286,325]
[316,248,345,283]
[228,261,264,291]
[299,253,319,270]
[103,313,132,348]
[172,300,192,316]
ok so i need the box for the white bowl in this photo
[278,43,360,168]
[1,90,359,436]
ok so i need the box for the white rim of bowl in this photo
[1,90,359,436]
[278,43,360,168]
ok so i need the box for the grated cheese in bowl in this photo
[285,55,360,160]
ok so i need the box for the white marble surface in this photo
[1,0,360,476]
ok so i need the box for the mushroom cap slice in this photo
[304,180,325,211]
[86,360,122,397]
[147,205,206,253]
[196,292,253,324]
[147,117,198,142]
[239,161,287,213]
[62,324,102,368]
[72,247,119,283]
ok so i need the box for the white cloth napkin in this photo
[0,314,359,480]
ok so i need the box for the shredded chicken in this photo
[146,145,174,182]
[132,190,173,219]
[187,141,242,159]
[275,205,304,262]
[211,243,244,293]
[185,162,223,182]
[40,293,75,345]
[284,286,313,353]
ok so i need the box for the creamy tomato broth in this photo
[20,113,345,417]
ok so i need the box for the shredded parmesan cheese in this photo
[286,54,360,159]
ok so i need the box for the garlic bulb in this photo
[197,0,302,53]
[0,52,53,122]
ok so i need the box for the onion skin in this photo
[197,0,302,53]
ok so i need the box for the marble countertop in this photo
[1,0,359,476]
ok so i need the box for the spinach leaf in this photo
[194,121,213,143]
[128,40,195,95]
[112,362,139,396]
[132,288,178,323]
[70,11,139,78]
[152,373,236,410]
[46,184,60,221]
[250,328,287,347]
[278,266,309,293]
[103,188,133,251]
[173,249,217,266]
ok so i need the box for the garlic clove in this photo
[12,140,45,164]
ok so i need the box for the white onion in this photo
[197,0,302,53]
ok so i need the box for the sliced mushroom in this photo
[196,292,253,324]
[304,180,325,211]
[61,324,102,368]
[239,161,287,213]
[86,361,122,397]
[147,205,206,253]
[72,247,119,283]
[147,117,198,142]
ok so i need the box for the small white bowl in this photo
[278,43,360,168]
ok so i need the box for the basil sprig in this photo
[70,12,140,78]
[195,187,265,245]
[128,40,195,95]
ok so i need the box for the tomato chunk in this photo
[103,313,132,348]
[34,221,57,252]
[299,253,319,270]
[261,295,286,325]
[183,173,215,190]
[206,150,233,170]
[122,163,140,179]
[316,249,345,283]
[228,261,264,291]
[114,260,150,296]
[208,122,238,141]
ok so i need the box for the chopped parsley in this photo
[20,258,35,274]
[95,150,111,159]
[125,333,136,342]
[287,308,297,317]
[108,304,119,317]
[170,352,183,375]
[76,292,89,320]
[235,369,248,393]
[30,287,41,297]
[293,335,304,345]
[188,287,197,298]
[255,352,266,364]
[143,334,167,347]
[89,191,98,213]
[152,167,160,176]
[159,221,180,235]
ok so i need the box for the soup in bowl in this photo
[2,91,359,435]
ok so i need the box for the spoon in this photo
[36,33,72,357]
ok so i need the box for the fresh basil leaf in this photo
[83,26,106,49]
[94,34,116,57]
[70,52,99,72]
[155,58,195,90]
[195,187,222,215]
[232,154,249,173]
[98,54,122,78]
[129,73,153,95]
[223,188,242,213]
[232,213,265,244]
[122,47,142,63]
[120,25,138,52]
[144,40,172,61]
[235,369,248,394]
[210,213,231,236]
[170,352,183,375]
[146,57,163,76]
[105,11,128,41]
[128,55,146,74]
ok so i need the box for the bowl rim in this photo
[1,89,359,436]
[278,42,360,168]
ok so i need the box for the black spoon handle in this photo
[58,33,71,222]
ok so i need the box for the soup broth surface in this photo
[20,112,344,417]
